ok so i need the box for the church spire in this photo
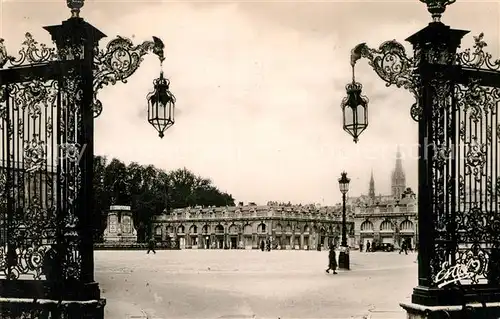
[368,169,375,199]
[391,145,406,199]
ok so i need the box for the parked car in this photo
[372,243,395,252]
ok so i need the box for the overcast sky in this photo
[1,0,499,205]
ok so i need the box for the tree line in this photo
[93,156,235,242]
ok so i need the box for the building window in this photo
[215,225,224,234]
[155,226,162,235]
[400,220,414,231]
[258,223,266,233]
[360,221,374,232]
[380,220,394,231]
[229,224,238,234]
[202,225,209,234]
[190,225,198,234]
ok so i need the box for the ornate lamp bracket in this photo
[350,40,420,121]
[92,36,166,117]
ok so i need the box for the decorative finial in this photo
[420,0,456,23]
[67,0,85,18]
[152,36,165,63]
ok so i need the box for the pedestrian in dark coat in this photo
[147,237,156,254]
[266,239,271,252]
[260,240,265,251]
[325,246,338,274]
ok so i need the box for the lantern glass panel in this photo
[339,181,349,194]
[356,104,364,124]
[344,105,355,127]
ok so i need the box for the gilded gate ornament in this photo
[457,33,500,70]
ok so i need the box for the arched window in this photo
[257,223,266,233]
[400,220,414,231]
[275,224,282,232]
[189,225,198,234]
[360,221,374,232]
[177,225,185,233]
[155,226,162,235]
[228,224,239,234]
[166,226,174,234]
[244,224,253,234]
[285,224,292,232]
[202,225,209,234]
[304,225,310,233]
[380,220,394,231]
[215,224,224,234]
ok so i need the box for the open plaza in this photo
[96,250,417,319]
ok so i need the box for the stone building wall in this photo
[152,205,355,250]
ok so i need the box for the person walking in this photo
[147,237,156,254]
[359,242,363,253]
[399,241,408,255]
[266,238,271,252]
[325,245,338,274]
[260,240,265,251]
[366,241,371,253]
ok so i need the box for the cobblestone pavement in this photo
[95,250,418,319]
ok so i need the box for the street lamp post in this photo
[338,171,350,270]
[0,0,176,317]
[341,0,500,317]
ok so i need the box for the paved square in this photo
[95,250,418,319]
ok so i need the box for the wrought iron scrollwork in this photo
[0,33,57,69]
[457,33,500,70]
[426,66,500,286]
[350,40,419,121]
[92,36,165,117]
[351,40,415,91]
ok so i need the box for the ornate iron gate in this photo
[0,46,81,281]
[409,22,500,307]
[0,18,105,317]
[348,4,500,310]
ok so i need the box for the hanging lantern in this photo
[147,72,176,138]
[340,80,368,143]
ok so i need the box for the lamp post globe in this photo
[338,171,350,270]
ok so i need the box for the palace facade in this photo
[152,204,355,250]
[351,147,418,249]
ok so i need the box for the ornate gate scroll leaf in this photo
[92,36,165,118]
[4,32,58,68]
[457,33,500,70]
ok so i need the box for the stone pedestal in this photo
[103,205,137,243]
[400,302,500,319]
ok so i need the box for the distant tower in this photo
[391,146,406,199]
[368,170,375,201]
